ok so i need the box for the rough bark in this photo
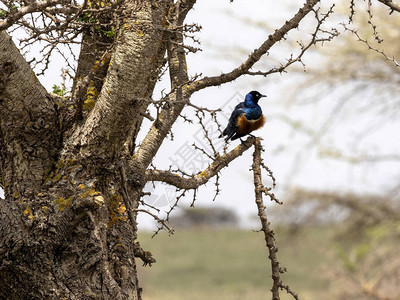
[64,1,168,163]
[0,1,170,299]
[130,0,195,171]
[0,31,60,199]
[71,0,116,122]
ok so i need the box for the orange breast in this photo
[236,114,266,134]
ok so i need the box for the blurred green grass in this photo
[137,227,337,300]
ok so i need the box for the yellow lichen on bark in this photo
[199,170,208,178]
[83,83,98,111]
[107,194,127,228]
[53,196,73,212]
[23,206,34,219]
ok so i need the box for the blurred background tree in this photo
[170,207,239,229]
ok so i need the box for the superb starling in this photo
[220,91,266,141]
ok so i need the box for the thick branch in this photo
[130,0,195,170]
[63,1,167,162]
[125,27,169,156]
[144,137,254,189]
[0,31,59,197]
[187,0,320,94]
[175,0,197,24]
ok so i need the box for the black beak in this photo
[261,95,267,98]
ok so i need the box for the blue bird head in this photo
[245,90,267,107]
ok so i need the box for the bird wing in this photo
[222,107,245,141]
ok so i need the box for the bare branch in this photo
[252,138,298,300]
[144,137,255,189]
[0,0,67,31]
[187,0,320,94]
[343,24,400,67]
[377,0,400,13]
[247,5,338,76]
[134,208,174,235]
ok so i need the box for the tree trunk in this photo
[0,1,168,299]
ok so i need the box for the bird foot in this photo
[239,138,249,145]
[240,135,257,145]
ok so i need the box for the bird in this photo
[220,90,267,141]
